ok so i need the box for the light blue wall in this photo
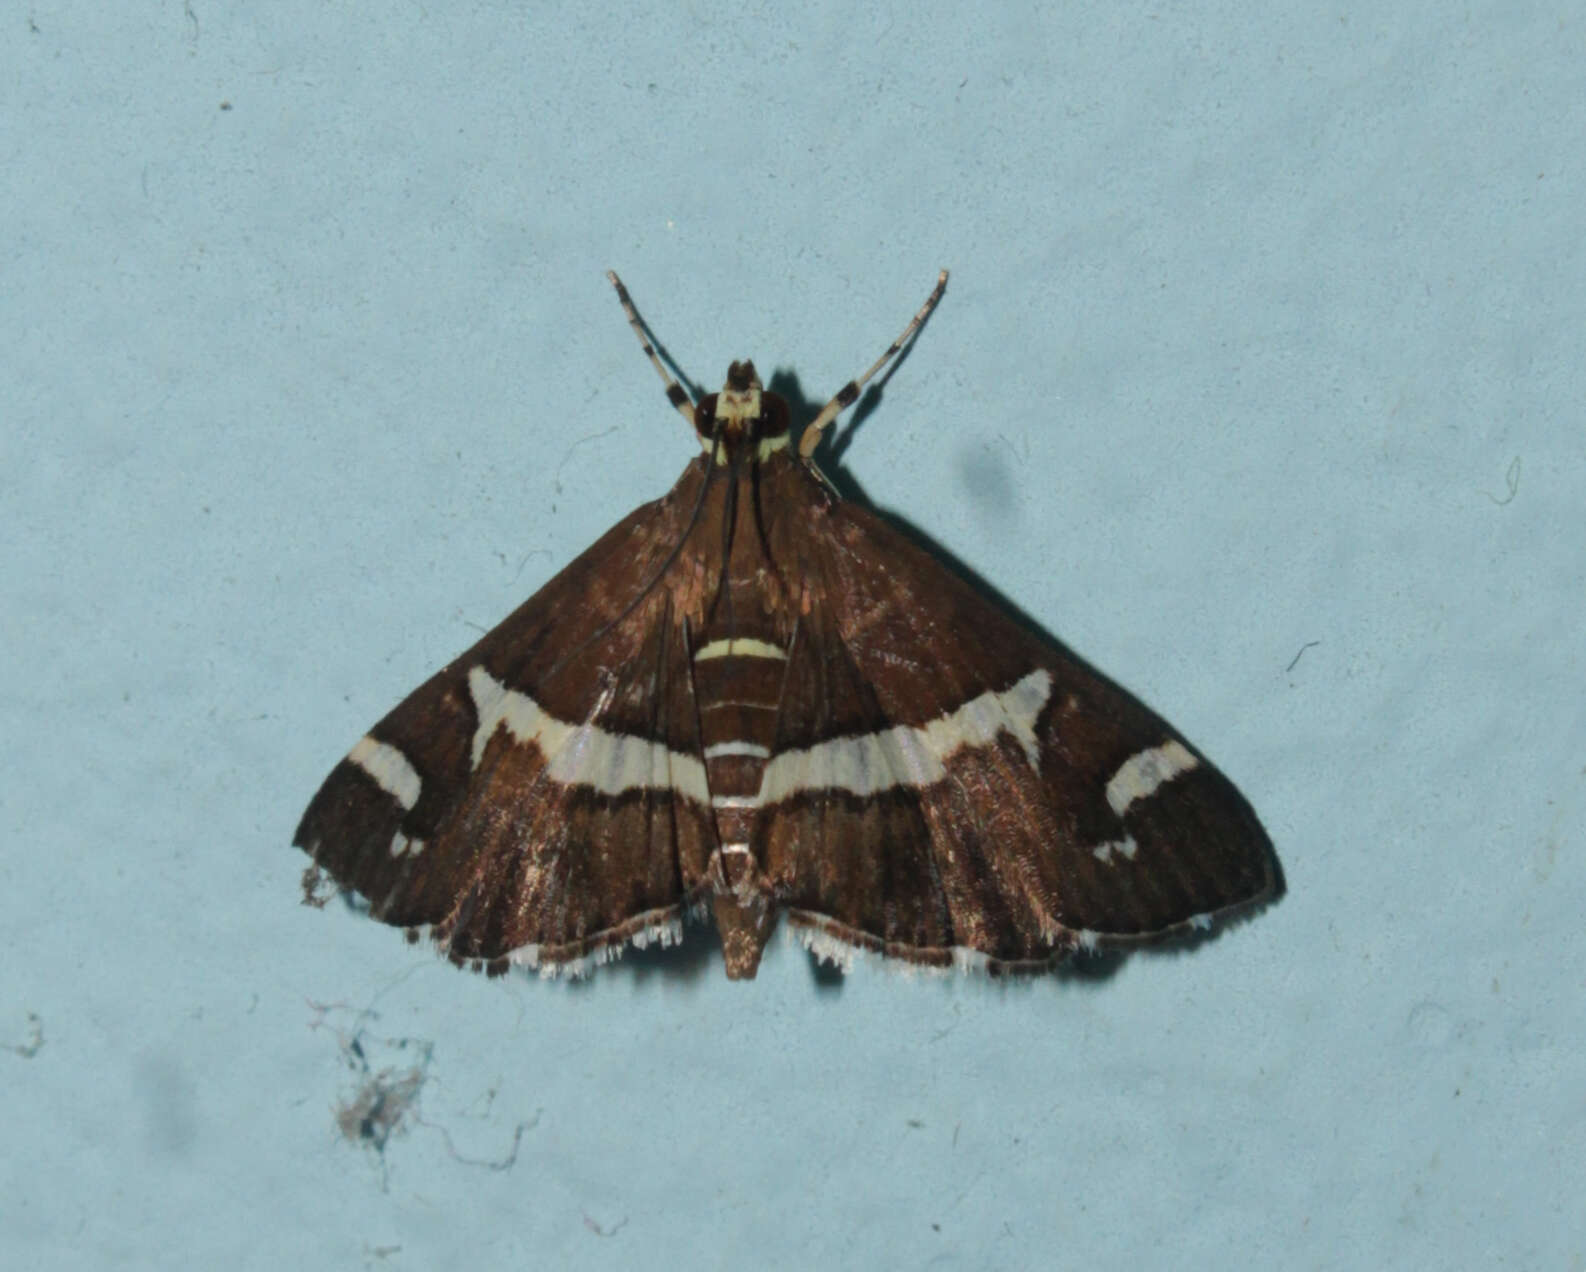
[5,2,1581,1267]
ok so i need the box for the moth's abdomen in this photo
[690,632,789,854]
[688,625,791,979]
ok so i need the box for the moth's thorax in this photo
[695,360,792,464]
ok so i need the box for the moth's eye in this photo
[693,397,719,439]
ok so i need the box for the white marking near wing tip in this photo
[693,637,788,662]
[757,669,1052,805]
[467,665,710,803]
[786,919,1076,978]
[503,913,685,979]
[388,830,425,859]
[1105,740,1199,818]
[1091,835,1139,865]
[348,736,422,811]
[790,924,858,973]
[1076,929,1100,952]
[630,915,685,949]
[534,946,608,979]
[951,947,992,975]
[1187,911,1214,932]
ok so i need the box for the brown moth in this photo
[294,271,1277,980]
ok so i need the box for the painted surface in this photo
[5,5,1581,1270]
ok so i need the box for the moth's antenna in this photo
[798,269,949,459]
[606,271,697,431]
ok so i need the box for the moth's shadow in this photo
[764,367,900,508]
[799,945,1130,995]
[767,363,1129,679]
[792,906,1288,991]
[560,927,1135,992]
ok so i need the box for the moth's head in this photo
[695,360,791,455]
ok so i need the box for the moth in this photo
[295,271,1277,980]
